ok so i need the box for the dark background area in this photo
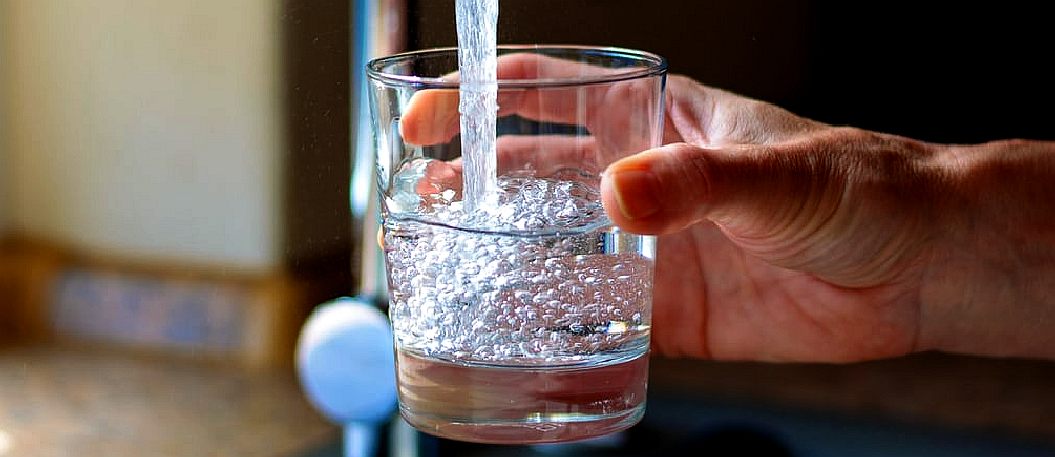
[282,0,354,302]
[408,0,1053,144]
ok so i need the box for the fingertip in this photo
[601,164,668,235]
[601,144,713,235]
[398,97,425,145]
[397,116,419,145]
[608,167,661,220]
[401,89,460,145]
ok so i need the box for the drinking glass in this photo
[367,45,667,444]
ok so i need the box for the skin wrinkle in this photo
[712,143,839,271]
[842,138,936,285]
[712,101,743,146]
[723,130,932,288]
[695,129,928,360]
[701,88,719,145]
[881,285,921,356]
[688,239,714,359]
[693,222,743,359]
[831,198,908,284]
[596,84,635,159]
[662,86,682,145]
[773,278,839,360]
[798,279,912,361]
[691,228,714,360]
[685,146,713,225]
[767,164,843,271]
[683,93,957,358]
[737,264,782,360]
[916,140,1055,358]
[736,103,774,145]
[735,255,772,359]
[656,228,712,358]
[843,284,917,358]
[811,150,875,283]
[744,265,841,361]
[639,94,931,360]
[767,149,832,246]
[649,144,714,230]
[910,246,933,353]
[665,77,713,146]
[704,228,754,358]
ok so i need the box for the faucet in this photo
[296,1,407,457]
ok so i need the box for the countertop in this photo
[2,345,1052,456]
[0,346,337,457]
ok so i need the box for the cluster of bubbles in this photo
[387,158,607,233]
[384,172,653,365]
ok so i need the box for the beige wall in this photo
[1,0,283,269]
[1,4,10,235]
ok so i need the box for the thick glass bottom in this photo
[401,401,646,444]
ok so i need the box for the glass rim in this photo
[366,44,668,89]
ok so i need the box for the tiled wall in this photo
[51,269,248,353]
[1,239,302,366]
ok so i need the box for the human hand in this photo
[400,54,1055,362]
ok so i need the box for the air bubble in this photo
[384,175,652,362]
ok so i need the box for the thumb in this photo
[600,139,933,287]
[600,142,846,239]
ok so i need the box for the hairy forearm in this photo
[919,139,1055,359]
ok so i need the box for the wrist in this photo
[917,140,1055,359]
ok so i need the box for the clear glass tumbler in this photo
[367,45,667,444]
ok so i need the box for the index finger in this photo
[400,54,618,146]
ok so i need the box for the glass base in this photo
[401,402,645,444]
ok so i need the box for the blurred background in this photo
[1,0,1053,456]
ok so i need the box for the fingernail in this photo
[610,169,661,220]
